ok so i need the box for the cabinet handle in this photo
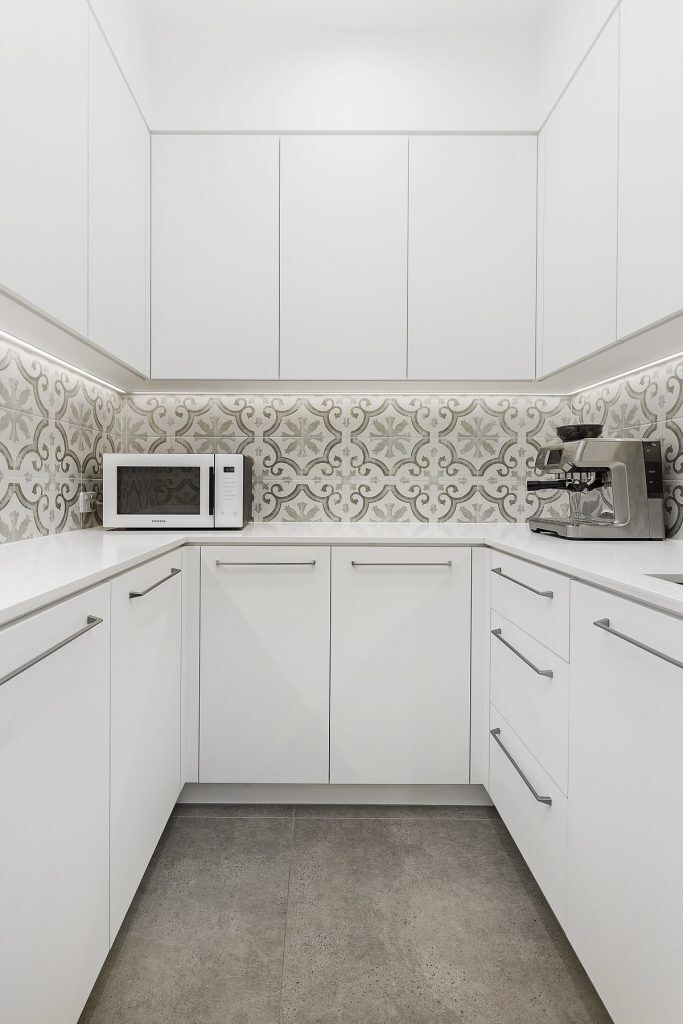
[215,560,316,567]
[0,616,104,690]
[594,618,683,670]
[490,728,552,806]
[351,561,452,568]
[491,628,553,678]
[492,566,553,598]
[129,567,181,599]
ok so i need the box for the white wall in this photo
[88,0,152,123]
[141,0,544,131]
[536,0,620,124]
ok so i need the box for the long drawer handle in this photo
[215,560,316,567]
[491,628,553,678]
[0,616,104,689]
[351,561,452,568]
[490,728,552,806]
[492,567,553,598]
[129,567,181,599]
[594,618,683,670]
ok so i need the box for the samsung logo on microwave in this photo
[151,519,167,524]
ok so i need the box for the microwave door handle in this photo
[209,464,215,517]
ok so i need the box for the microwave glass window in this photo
[117,465,201,516]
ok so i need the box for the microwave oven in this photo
[103,453,253,529]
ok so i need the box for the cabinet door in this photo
[89,12,150,375]
[567,584,683,1024]
[408,136,536,380]
[0,586,110,1024]
[0,0,88,334]
[539,16,619,375]
[110,552,182,940]
[151,134,279,379]
[330,547,471,784]
[280,136,408,380]
[618,0,683,338]
[200,547,331,783]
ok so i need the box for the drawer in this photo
[490,612,569,792]
[488,706,567,925]
[490,552,569,658]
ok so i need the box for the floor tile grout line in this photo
[277,814,296,1024]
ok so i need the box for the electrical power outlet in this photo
[78,491,96,515]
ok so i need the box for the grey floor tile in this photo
[279,818,612,1024]
[174,802,294,818]
[294,803,500,820]
[79,817,293,1024]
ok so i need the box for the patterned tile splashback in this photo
[0,337,121,543]
[3,334,683,542]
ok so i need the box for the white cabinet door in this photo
[0,586,110,1024]
[408,136,537,380]
[200,547,331,783]
[330,547,471,784]
[89,13,150,375]
[110,552,182,940]
[151,134,279,379]
[567,584,683,1024]
[618,0,683,338]
[538,16,619,375]
[0,0,88,334]
[280,136,408,380]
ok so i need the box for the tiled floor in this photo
[79,805,612,1024]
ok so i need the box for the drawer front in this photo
[490,611,569,792]
[490,552,569,658]
[489,707,567,925]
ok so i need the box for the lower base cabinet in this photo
[110,553,182,940]
[567,584,683,1024]
[200,546,331,783]
[330,547,471,784]
[0,586,110,1024]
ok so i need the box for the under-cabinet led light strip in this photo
[0,328,125,394]
[567,351,683,396]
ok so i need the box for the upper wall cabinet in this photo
[408,136,537,380]
[89,13,150,376]
[538,17,619,377]
[0,0,88,336]
[618,0,683,339]
[151,135,279,380]
[280,136,408,380]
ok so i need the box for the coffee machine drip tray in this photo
[528,517,637,540]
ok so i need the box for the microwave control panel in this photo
[214,454,250,528]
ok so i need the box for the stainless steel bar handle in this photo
[491,628,553,678]
[490,728,553,805]
[0,615,104,689]
[491,566,553,598]
[129,566,181,599]
[594,618,683,670]
[215,560,317,567]
[351,561,452,567]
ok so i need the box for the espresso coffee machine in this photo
[527,426,665,540]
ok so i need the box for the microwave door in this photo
[103,454,215,528]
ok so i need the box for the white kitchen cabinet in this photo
[89,12,150,375]
[408,135,537,380]
[617,0,683,338]
[200,547,331,783]
[567,584,683,1024]
[110,552,182,940]
[0,0,88,334]
[0,586,110,1024]
[490,553,570,659]
[280,135,408,380]
[330,547,471,784]
[488,706,567,924]
[151,134,279,379]
[538,15,619,376]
